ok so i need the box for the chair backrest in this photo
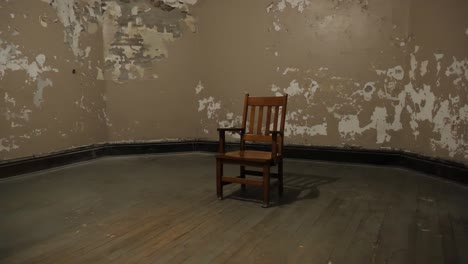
[241,94,288,148]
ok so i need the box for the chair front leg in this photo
[216,159,223,200]
[262,165,270,208]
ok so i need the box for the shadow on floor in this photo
[224,172,338,207]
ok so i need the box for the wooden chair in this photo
[216,94,288,207]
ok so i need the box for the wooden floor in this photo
[1,153,467,264]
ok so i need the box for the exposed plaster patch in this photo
[39,15,58,28]
[4,107,32,123]
[304,79,319,104]
[445,57,468,85]
[284,122,327,137]
[0,41,58,83]
[354,82,376,101]
[102,0,197,81]
[420,60,429,77]
[34,77,53,107]
[18,129,46,140]
[271,84,282,96]
[282,67,299,75]
[266,2,274,13]
[96,66,104,80]
[45,0,102,59]
[338,106,400,144]
[195,81,204,94]
[0,137,19,152]
[431,100,466,157]
[405,83,435,124]
[4,92,16,106]
[434,53,444,75]
[101,109,112,127]
[409,53,418,80]
[277,0,310,13]
[283,80,304,96]
[388,65,405,80]
[198,97,221,119]
[75,95,92,112]
[273,21,281,31]
[84,46,92,58]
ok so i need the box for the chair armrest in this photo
[217,128,245,153]
[269,131,284,137]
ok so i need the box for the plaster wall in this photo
[1,0,467,165]
[194,0,468,164]
[0,0,107,160]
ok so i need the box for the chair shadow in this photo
[224,172,338,207]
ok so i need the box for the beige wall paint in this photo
[1,0,107,160]
[1,0,467,165]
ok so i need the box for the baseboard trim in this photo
[1,141,467,184]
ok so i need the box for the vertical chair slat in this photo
[265,106,272,134]
[249,106,256,134]
[257,106,264,135]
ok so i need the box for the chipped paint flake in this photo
[102,0,196,81]
[431,100,465,157]
[353,82,376,101]
[445,57,468,85]
[273,21,281,31]
[420,60,429,77]
[283,80,303,96]
[96,66,104,80]
[198,97,221,119]
[434,53,444,75]
[4,92,16,106]
[282,67,299,75]
[34,77,53,107]
[46,0,102,59]
[0,137,19,152]
[195,80,204,94]
[285,122,327,137]
[0,41,58,83]
[376,65,404,80]
[304,79,319,103]
[409,52,418,80]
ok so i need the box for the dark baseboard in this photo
[1,141,467,184]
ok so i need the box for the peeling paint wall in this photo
[1,0,467,165]
[102,0,196,81]
[103,0,200,142]
[194,0,468,164]
[1,0,107,160]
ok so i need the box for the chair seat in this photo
[216,150,279,164]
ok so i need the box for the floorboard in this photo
[1,153,467,264]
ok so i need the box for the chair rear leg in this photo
[262,165,270,208]
[278,160,283,197]
[216,160,223,200]
[240,165,246,193]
